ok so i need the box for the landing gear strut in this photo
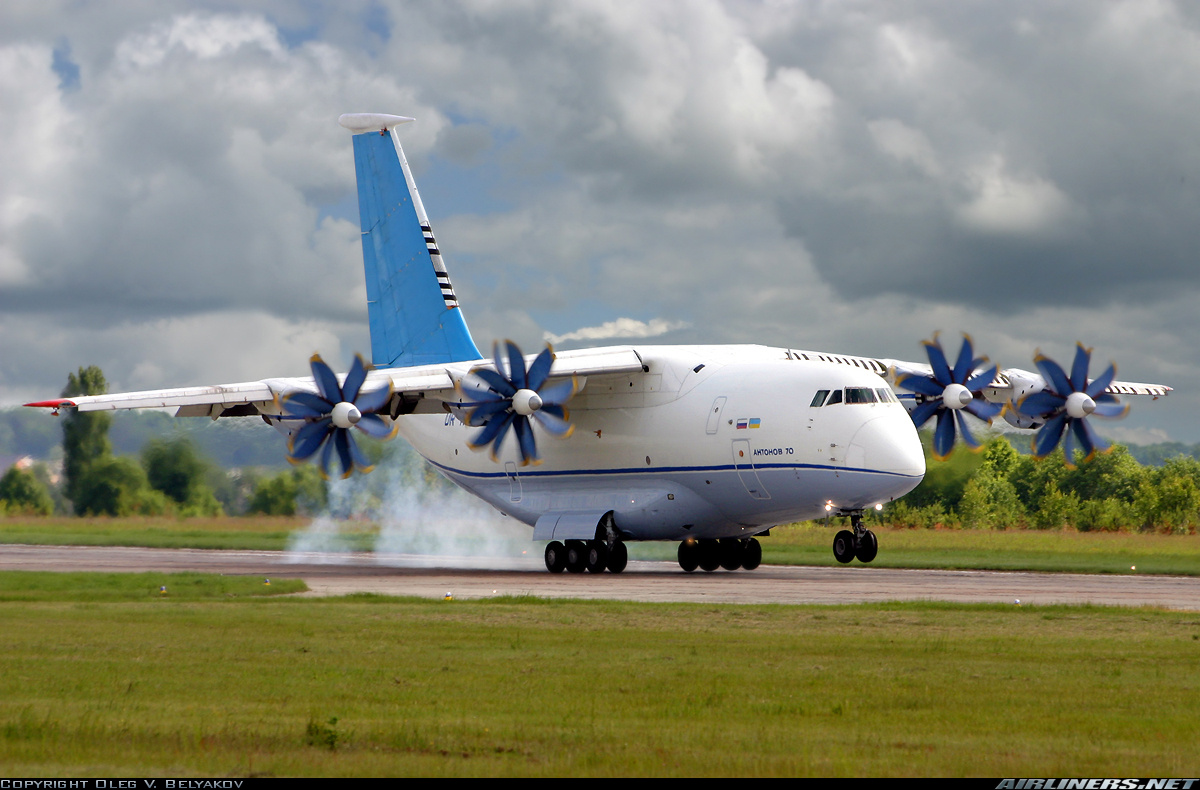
[831,511,878,564]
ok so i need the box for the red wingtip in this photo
[24,399,75,409]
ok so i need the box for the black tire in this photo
[544,541,566,573]
[678,539,699,572]
[718,538,743,571]
[833,530,855,564]
[607,541,628,574]
[698,539,721,572]
[585,540,609,573]
[855,529,878,563]
[565,540,587,573]
[742,538,762,571]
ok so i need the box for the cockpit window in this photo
[845,387,878,404]
[825,389,843,405]
[810,390,830,407]
[875,387,896,403]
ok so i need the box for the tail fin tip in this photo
[339,113,414,134]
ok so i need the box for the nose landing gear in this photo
[832,511,877,564]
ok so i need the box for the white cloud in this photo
[956,156,1080,237]
[544,318,690,345]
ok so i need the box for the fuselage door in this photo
[731,439,771,500]
[505,461,522,503]
[706,396,727,435]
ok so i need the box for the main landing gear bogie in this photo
[677,537,763,573]
[545,540,628,574]
[832,513,878,564]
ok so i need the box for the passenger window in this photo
[810,390,830,407]
[826,389,843,405]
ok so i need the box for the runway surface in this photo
[3,543,1199,608]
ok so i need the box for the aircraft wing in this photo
[24,346,647,418]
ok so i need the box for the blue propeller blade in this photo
[1085,362,1117,399]
[290,419,333,461]
[310,354,343,404]
[952,335,975,383]
[506,341,528,391]
[532,408,574,437]
[354,413,397,440]
[472,368,517,398]
[526,346,554,391]
[909,400,942,430]
[537,377,578,406]
[1034,352,1073,398]
[353,383,393,415]
[333,430,354,479]
[955,410,981,449]
[896,374,948,399]
[1069,344,1091,393]
[932,410,957,460]
[1034,413,1068,458]
[1018,390,1066,418]
[513,416,538,465]
[281,391,333,418]
[923,335,953,385]
[342,354,369,404]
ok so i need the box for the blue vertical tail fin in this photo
[339,113,482,369]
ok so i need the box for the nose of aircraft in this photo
[847,415,926,479]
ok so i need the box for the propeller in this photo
[895,333,1003,460]
[456,341,577,465]
[279,353,398,479]
[1015,343,1128,467]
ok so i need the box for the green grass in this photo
[4,516,1200,575]
[0,570,307,602]
[0,516,375,551]
[0,591,1197,776]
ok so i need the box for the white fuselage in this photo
[395,345,925,541]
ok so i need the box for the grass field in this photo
[0,574,1197,777]
[4,516,1199,576]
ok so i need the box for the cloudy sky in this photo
[2,1,1198,443]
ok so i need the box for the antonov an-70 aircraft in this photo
[28,113,1172,575]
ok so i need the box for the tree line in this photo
[885,436,1200,533]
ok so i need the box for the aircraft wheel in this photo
[718,538,743,571]
[607,541,628,574]
[678,539,699,573]
[742,538,762,571]
[833,530,855,564]
[565,540,587,573]
[698,539,721,572]
[585,540,609,573]
[544,541,566,573]
[855,530,878,563]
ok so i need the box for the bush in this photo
[0,466,54,516]
[73,457,173,517]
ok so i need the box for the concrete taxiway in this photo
[2,543,1198,608]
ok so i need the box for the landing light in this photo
[875,503,884,511]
